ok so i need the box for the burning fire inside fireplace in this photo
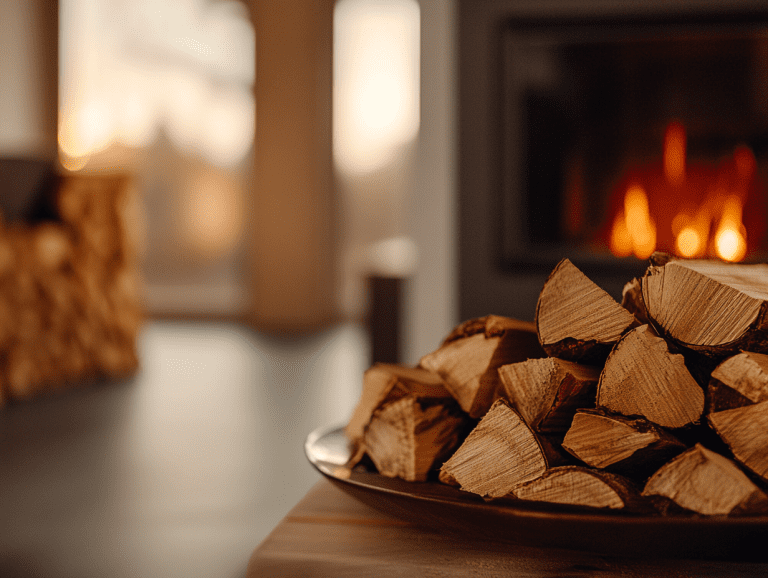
[606,121,767,262]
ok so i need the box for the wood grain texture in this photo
[536,259,637,362]
[597,325,704,428]
[642,444,768,516]
[642,260,768,353]
[344,363,450,446]
[439,399,557,498]
[364,396,467,482]
[621,277,651,325]
[711,352,768,405]
[441,315,538,344]
[420,327,544,418]
[511,466,640,510]
[562,409,685,475]
[498,358,599,433]
[248,479,768,577]
[709,401,768,482]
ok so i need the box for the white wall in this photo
[403,0,458,363]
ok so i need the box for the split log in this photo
[642,258,768,357]
[420,322,544,418]
[597,325,704,429]
[708,400,768,483]
[364,396,469,482]
[620,277,650,325]
[511,466,642,511]
[439,399,563,498]
[345,363,454,448]
[642,444,768,516]
[441,315,537,344]
[535,259,638,363]
[497,358,599,433]
[707,352,768,412]
[562,409,685,477]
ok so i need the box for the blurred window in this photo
[59,0,255,316]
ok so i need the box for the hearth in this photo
[459,1,768,321]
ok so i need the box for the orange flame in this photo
[714,196,747,262]
[610,184,656,259]
[664,121,686,187]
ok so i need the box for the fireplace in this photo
[458,1,768,322]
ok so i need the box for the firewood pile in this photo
[0,174,142,404]
[345,254,768,516]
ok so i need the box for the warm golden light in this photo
[714,196,747,262]
[333,0,421,174]
[624,184,656,259]
[609,211,632,257]
[664,121,686,186]
[675,227,702,258]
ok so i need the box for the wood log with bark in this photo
[642,444,768,516]
[439,399,564,498]
[535,259,638,363]
[642,257,768,357]
[511,466,643,511]
[364,396,469,482]
[419,317,544,418]
[343,256,768,517]
[708,400,768,484]
[497,357,599,433]
[345,363,455,447]
[707,351,768,412]
[0,174,142,403]
[562,409,686,477]
[596,325,704,429]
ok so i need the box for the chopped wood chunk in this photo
[562,409,685,476]
[621,277,650,326]
[364,396,469,482]
[597,325,704,429]
[498,358,599,433]
[511,466,641,510]
[708,352,768,412]
[420,327,544,418]
[441,315,537,344]
[642,444,768,516]
[439,399,562,498]
[708,400,768,483]
[536,259,638,362]
[642,259,768,356]
[344,363,453,447]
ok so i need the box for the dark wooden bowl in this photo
[305,425,768,561]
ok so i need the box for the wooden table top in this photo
[248,479,768,577]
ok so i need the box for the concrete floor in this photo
[0,321,369,578]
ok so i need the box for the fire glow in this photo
[608,121,765,262]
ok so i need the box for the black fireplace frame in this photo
[458,0,768,322]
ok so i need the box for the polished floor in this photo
[0,321,369,578]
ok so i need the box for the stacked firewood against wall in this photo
[0,175,142,404]
[345,253,768,516]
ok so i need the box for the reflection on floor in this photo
[0,321,368,578]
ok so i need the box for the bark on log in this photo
[345,363,454,448]
[597,325,704,429]
[642,258,768,357]
[439,399,563,498]
[420,324,544,418]
[536,259,638,363]
[498,358,599,433]
[364,396,469,482]
[562,409,685,478]
[707,352,768,412]
[642,444,768,516]
[708,400,768,483]
[511,466,642,510]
